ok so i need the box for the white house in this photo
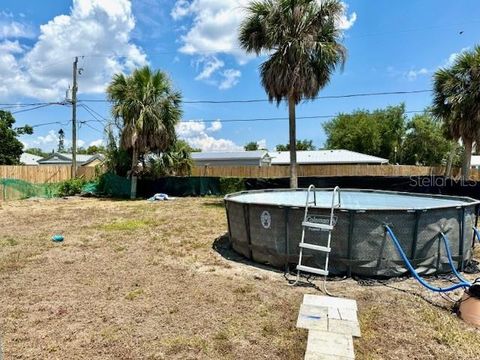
[20,153,42,166]
[191,151,271,167]
[37,153,104,167]
[190,149,388,167]
[471,155,480,169]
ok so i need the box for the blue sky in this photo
[0,0,479,152]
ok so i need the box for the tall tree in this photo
[58,129,65,152]
[402,112,454,166]
[244,141,259,151]
[25,148,48,158]
[323,104,406,162]
[0,110,33,165]
[239,0,346,188]
[107,66,182,198]
[276,139,316,151]
[432,45,480,179]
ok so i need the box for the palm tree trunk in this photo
[288,95,298,188]
[444,146,455,178]
[130,147,138,199]
[462,138,473,180]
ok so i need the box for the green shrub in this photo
[56,178,87,197]
[219,177,245,195]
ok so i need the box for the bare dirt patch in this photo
[0,197,479,359]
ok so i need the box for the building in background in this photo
[269,150,389,166]
[191,151,271,167]
[20,153,43,166]
[37,153,104,167]
[190,149,388,167]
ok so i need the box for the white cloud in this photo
[256,139,267,149]
[444,47,470,67]
[172,0,251,63]
[387,66,430,81]
[172,0,356,88]
[0,40,24,53]
[176,120,242,151]
[389,47,472,82]
[35,130,59,146]
[172,0,356,59]
[25,129,89,151]
[219,68,241,89]
[0,12,35,39]
[171,0,191,20]
[193,56,241,89]
[89,139,104,147]
[336,3,357,30]
[207,120,222,132]
[195,56,224,80]
[406,67,429,81]
[0,0,147,101]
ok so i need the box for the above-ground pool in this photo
[224,189,480,277]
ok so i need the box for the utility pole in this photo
[71,56,78,178]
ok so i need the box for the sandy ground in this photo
[0,197,479,360]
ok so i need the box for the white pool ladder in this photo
[292,185,341,293]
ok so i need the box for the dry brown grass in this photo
[0,197,479,359]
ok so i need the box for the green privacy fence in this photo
[0,174,242,200]
[0,178,58,201]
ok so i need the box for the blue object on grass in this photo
[52,234,64,242]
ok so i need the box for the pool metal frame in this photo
[224,188,480,277]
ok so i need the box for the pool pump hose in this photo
[384,224,471,293]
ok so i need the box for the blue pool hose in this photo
[384,224,470,293]
[473,227,480,246]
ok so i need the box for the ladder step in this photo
[297,265,329,276]
[302,221,333,230]
[299,243,331,252]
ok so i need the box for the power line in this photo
[79,120,104,134]
[31,121,70,128]
[77,109,427,125]
[11,103,65,114]
[78,89,432,105]
[0,89,433,108]
[79,103,109,124]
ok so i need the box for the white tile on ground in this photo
[328,318,361,337]
[299,304,329,318]
[338,308,358,322]
[297,304,329,331]
[303,294,357,311]
[327,307,342,320]
[306,330,355,358]
[304,352,354,360]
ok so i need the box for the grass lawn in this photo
[0,197,479,359]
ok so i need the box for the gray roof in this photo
[38,153,104,165]
[192,151,269,161]
[269,150,389,165]
[20,153,42,165]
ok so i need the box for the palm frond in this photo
[238,0,347,104]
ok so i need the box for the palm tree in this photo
[149,140,194,177]
[432,45,480,179]
[107,66,182,198]
[239,0,346,188]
